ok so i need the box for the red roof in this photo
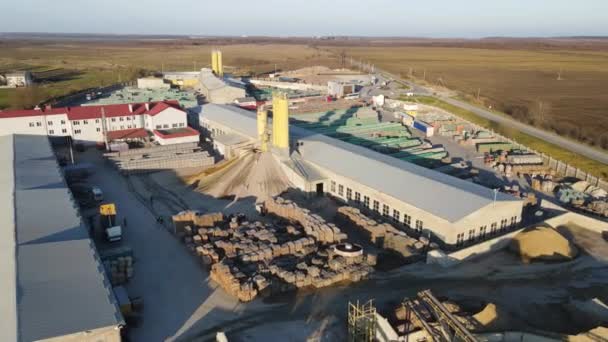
[0,100,183,120]
[107,128,149,141]
[153,127,199,139]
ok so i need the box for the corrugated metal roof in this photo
[2,134,123,341]
[198,104,520,222]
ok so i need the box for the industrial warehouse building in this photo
[0,134,124,342]
[198,104,524,247]
[199,68,247,104]
[0,100,198,146]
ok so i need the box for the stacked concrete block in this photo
[337,206,422,258]
[265,197,347,244]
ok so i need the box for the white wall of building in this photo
[150,107,187,130]
[155,134,199,146]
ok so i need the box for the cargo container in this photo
[476,142,513,153]
[506,154,543,165]
[413,120,435,137]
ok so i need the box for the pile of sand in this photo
[471,303,513,332]
[509,226,578,263]
[187,151,291,201]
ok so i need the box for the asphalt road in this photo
[375,70,608,166]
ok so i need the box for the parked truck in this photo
[100,203,123,242]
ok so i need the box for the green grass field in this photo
[407,96,608,179]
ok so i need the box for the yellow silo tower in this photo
[272,92,289,150]
[257,106,269,152]
[211,50,219,74]
[217,50,224,77]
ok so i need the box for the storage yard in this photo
[1,45,607,342]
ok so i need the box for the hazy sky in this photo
[1,0,607,37]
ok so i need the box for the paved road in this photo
[374,70,608,166]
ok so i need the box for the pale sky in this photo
[1,0,607,38]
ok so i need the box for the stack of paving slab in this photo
[104,142,215,174]
[104,255,134,285]
[337,206,425,258]
[171,208,374,302]
[264,196,348,243]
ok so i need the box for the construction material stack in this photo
[337,206,427,259]
[171,205,374,302]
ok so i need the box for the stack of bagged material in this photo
[172,210,224,235]
[106,256,134,285]
[265,197,347,243]
[337,206,422,258]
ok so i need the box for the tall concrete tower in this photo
[272,92,289,151]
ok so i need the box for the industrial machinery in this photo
[100,203,123,242]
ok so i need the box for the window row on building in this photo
[330,180,425,233]
[455,215,519,246]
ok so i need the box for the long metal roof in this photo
[198,104,520,223]
[0,134,123,341]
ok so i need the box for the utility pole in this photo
[557,67,563,81]
[423,68,426,81]
[476,88,481,101]
[68,136,74,165]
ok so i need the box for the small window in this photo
[47,121,53,126]
[36,122,42,127]
[126,117,131,121]
[61,120,66,125]
[415,220,423,232]
[95,119,100,123]
[74,129,82,134]
[120,125,124,130]
[373,200,379,213]
[179,122,185,127]
[83,120,88,124]
[96,128,101,132]
[457,233,465,246]
[338,184,344,196]
[382,204,389,217]
[479,225,487,239]
[354,192,361,203]
[363,196,370,208]
[73,120,79,125]
[61,129,67,133]
[111,118,116,122]
[403,214,411,227]
[119,117,124,121]
[163,124,169,128]
[156,125,162,129]
[392,209,400,222]
[346,188,352,200]
[172,123,178,128]
[468,229,476,242]
[330,181,336,193]
[48,129,54,135]
[29,122,35,127]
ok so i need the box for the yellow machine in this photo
[99,203,122,242]
[271,92,289,150]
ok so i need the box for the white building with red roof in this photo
[0,100,199,145]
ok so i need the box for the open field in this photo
[336,45,608,150]
[408,96,608,179]
[0,40,338,109]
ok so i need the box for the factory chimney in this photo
[257,106,269,152]
[271,92,289,152]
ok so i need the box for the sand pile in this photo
[472,303,514,332]
[187,151,291,201]
[509,226,578,263]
